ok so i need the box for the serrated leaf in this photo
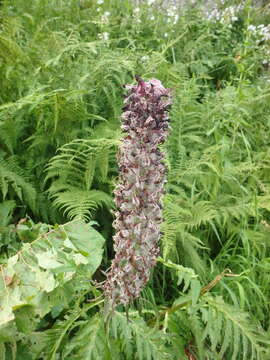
[191,279,201,306]
[36,250,62,269]
[0,220,105,331]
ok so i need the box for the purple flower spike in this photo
[104,77,171,306]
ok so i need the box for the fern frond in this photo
[0,200,16,227]
[0,34,25,62]
[158,258,198,292]
[110,311,171,360]
[62,313,108,360]
[0,156,36,212]
[51,187,113,221]
[162,223,206,275]
[45,138,118,220]
[164,195,217,229]
[45,138,118,187]
[203,295,269,359]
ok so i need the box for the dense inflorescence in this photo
[104,77,171,306]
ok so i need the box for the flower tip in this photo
[135,74,143,83]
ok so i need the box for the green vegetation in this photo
[0,0,270,358]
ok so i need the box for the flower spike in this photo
[104,77,171,306]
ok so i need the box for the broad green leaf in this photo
[0,220,105,331]
[36,250,63,269]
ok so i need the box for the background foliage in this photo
[0,0,270,359]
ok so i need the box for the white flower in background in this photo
[97,0,103,4]
[150,15,155,21]
[141,55,150,62]
[165,5,180,25]
[103,32,109,40]
[206,3,243,25]
[164,33,168,37]
[147,0,155,5]
[220,6,240,24]
[247,23,270,43]
[98,32,109,40]
[134,7,140,13]
[207,8,221,21]
[101,11,110,23]
[174,14,179,24]
[97,7,101,12]
[247,25,256,32]
[167,7,176,17]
